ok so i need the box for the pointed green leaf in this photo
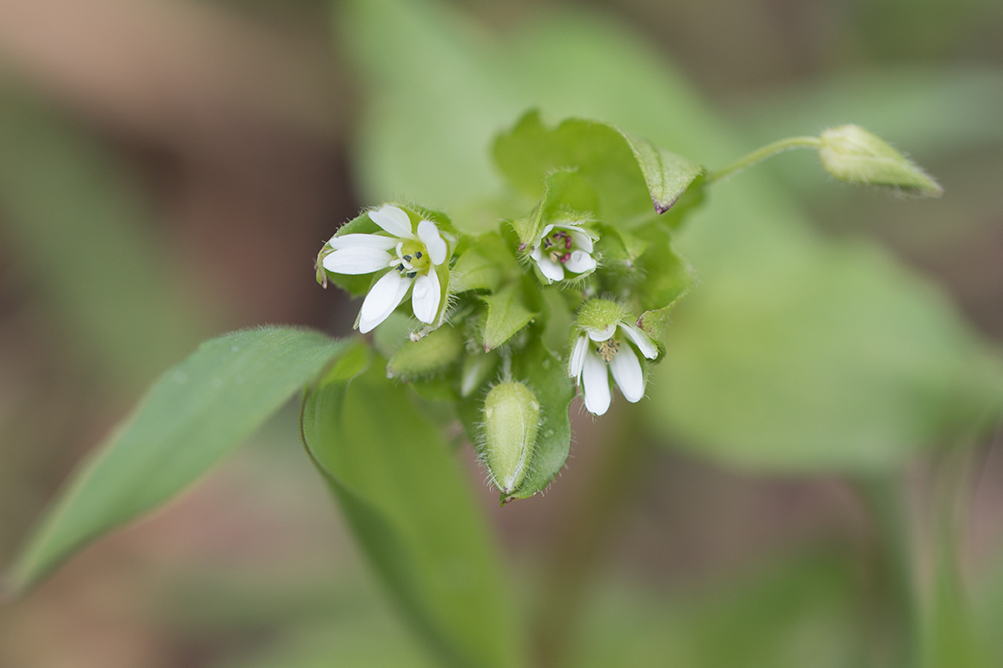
[8,328,346,592]
[480,282,539,351]
[301,354,520,668]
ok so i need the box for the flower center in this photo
[393,240,430,278]
[542,230,574,264]
[595,338,620,362]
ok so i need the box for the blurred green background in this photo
[1,0,1001,666]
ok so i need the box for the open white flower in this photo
[529,224,597,283]
[322,204,448,333]
[568,321,658,416]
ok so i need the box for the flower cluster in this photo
[315,114,704,500]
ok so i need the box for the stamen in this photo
[595,339,620,362]
[407,272,417,279]
[415,251,422,259]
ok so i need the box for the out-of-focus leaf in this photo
[340,0,1003,471]
[7,328,344,592]
[0,87,208,386]
[300,349,519,668]
[572,553,859,668]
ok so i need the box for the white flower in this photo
[322,204,448,333]
[529,224,597,283]
[568,321,657,416]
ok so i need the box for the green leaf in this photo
[300,353,520,668]
[7,328,345,592]
[509,168,599,248]
[387,326,464,379]
[494,110,702,224]
[451,232,519,294]
[505,339,574,501]
[480,281,539,351]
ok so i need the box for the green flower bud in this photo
[481,381,541,494]
[818,125,942,196]
[574,298,632,342]
[386,326,462,379]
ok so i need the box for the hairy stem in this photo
[706,136,821,184]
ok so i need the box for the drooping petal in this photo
[359,271,409,333]
[369,205,414,239]
[563,250,596,274]
[569,228,594,253]
[569,334,588,378]
[587,324,617,342]
[323,247,393,275]
[411,267,441,324]
[619,323,659,360]
[417,219,448,265]
[329,233,398,251]
[581,351,612,416]
[608,345,644,402]
[535,255,565,282]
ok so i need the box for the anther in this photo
[415,251,422,259]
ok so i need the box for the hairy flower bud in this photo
[481,381,541,494]
[818,125,942,196]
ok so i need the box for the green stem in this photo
[705,136,821,184]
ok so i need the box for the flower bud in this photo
[818,125,942,196]
[386,326,462,379]
[481,381,540,494]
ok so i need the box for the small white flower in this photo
[322,204,448,333]
[529,223,597,283]
[568,321,657,416]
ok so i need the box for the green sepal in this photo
[636,289,690,358]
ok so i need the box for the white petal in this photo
[535,256,565,282]
[587,324,616,342]
[369,205,414,239]
[582,351,611,416]
[329,233,397,251]
[411,267,441,324]
[323,247,393,275]
[619,323,659,360]
[540,224,554,239]
[563,250,596,274]
[359,271,409,332]
[569,335,588,378]
[417,220,448,265]
[569,228,594,253]
[609,345,644,402]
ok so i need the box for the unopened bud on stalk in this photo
[481,381,540,494]
[818,125,942,196]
